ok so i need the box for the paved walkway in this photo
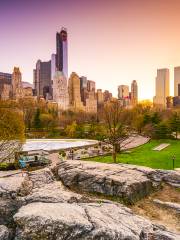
[49,136,150,165]
[122,135,150,150]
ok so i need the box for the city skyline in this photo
[1,0,180,99]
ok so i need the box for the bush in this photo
[0,162,17,171]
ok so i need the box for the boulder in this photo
[57,160,160,203]
[0,171,29,198]
[153,199,180,214]
[0,225,9,240]
[28,168,54,189]
[14,202,180,240]
[149,170,180,187]
[24,181,83,204]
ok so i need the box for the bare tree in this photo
[102,100,135,163]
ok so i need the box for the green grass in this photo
[88,139,180,170]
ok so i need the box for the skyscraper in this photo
[51,54,56,81]
[56,28,68,78]
[153,69,169,107]
[68,72,84,111]
[174,66,180,96]
[53,71,69,110]
[33,60,51,99]
[80,76,88,105]
[12,67,23,99]
[118,85,129,99]
[131,80,138,105]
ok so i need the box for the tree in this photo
[65,121,78,138]
[0,107,25,163]
[154,122,171,139]
[40,113,54,131]
[18,98,36,130]
[102,100,134,163]
[169,111,180,139]
[33,108,41,129]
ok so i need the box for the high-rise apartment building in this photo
[68,72,84,111]
[103,90,112,102]
[12,67,23,99]
[153,69,169,107]
[56,28,68,78]
[97,89,104,105]
[118,85,129,99]
[51,54,56,81]
[53,71,69,110]
[131,80,138,105]
[80,76,88,105]
[87,80,96,92]
[174,66,180,96]
[33,60,51,99]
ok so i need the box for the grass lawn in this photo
[88,139,180,170]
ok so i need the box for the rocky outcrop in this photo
[14,202,180,240]
[57,160,160,204]
[0,225,9,240]
[153,199,180,214]
[0,162,180,240]
[24,181,83,204]
[149,170,180,188]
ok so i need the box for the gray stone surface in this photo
[24,181,83,204]
[14,202,180,240]
[153,199,180,214]
[0,172,28,198]
[57,160,159,203]
[0,162,180,240]
[0,225,9,240]
[149,170,180,187]
[148,230,180,240]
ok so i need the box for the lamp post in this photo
[172,155,175,170]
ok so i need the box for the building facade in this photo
[12,67,23,99]
[118,85,129,99]
[53,71,69,110]
[103,90,112,102]
[131,80,138,105]
[33,60,52,99]
[153,69,169,107]
[0,72,12,99]
[56,28,68,78]
[68,72,84,111]
[174,66,180,97]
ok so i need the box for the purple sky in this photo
[1,0,180,99]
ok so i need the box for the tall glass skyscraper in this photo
[56,28,68,78]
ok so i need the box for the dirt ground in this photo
[131,185,180,233]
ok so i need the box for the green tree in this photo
[65,121,78,138]
[40,113,54,131]
[154,122,171,139]
[33,108,41,129]
[169,111,180,139]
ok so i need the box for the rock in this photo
[0,225,9,240]
[24,181,83,204]
[148,230,180,240]
[0,171,29,225]
[28,168,54,189]
[0,171,29,198]
[149,170,180,187]
[57,160,159,204]
[14,202,180,240]
[153,199,180,214]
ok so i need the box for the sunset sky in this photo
[1,0,180,100]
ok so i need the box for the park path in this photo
[49,135,150,165]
